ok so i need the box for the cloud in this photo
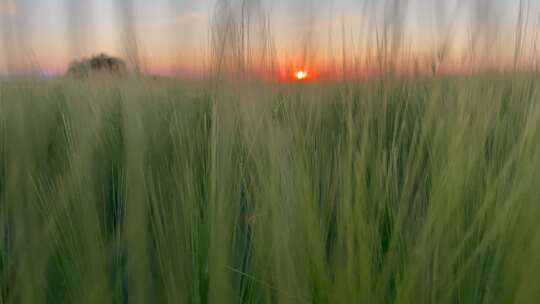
[176,10,208,24]
[149,9,207,28]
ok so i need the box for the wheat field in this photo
[0,75,539,303]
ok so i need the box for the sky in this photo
[0,0,538,77]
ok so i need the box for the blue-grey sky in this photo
[0,0,538,75]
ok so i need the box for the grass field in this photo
[0,75,540,303]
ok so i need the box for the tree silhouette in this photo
[67,53,128,77]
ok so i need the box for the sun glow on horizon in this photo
[295,70,308,80]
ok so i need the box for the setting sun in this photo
[295,70,308,80]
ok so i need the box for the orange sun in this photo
[295,70,308,80]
